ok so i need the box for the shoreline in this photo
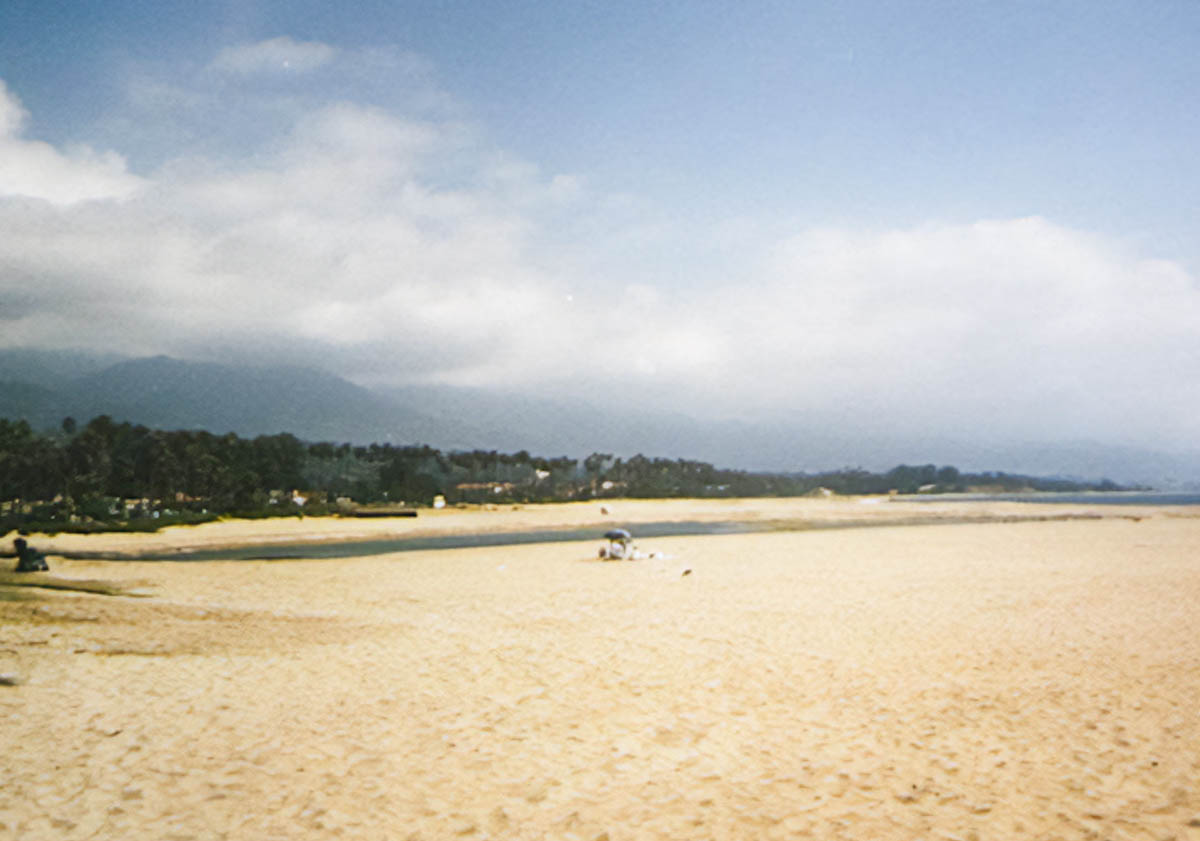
[6,496,1193,560]
[31,511,1126,562]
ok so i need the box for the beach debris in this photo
[0,673,21,687]
[12,537,49,573]
[681,568,692,576]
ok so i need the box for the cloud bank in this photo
[1,41,1198,453]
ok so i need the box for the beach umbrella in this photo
[604,528,632,541]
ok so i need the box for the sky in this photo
[1,0,1199,458]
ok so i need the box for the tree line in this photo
[0,415,1126,533]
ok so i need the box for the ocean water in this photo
[898,491,1200,506]
[94,519,758,562]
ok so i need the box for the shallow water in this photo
[90,519,759,561]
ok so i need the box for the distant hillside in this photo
[1,349,1197,486]
[72,356,410,442]
[0,380,64,430]
[0,348,128,386]
[0,355,476,447]
[377,384,727,460]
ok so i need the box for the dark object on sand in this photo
[599,528,634,560]
[13,538,49,573]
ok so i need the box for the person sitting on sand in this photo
[13,537,49,573]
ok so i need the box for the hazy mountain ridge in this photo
[0,353,464,448]
[377,384,733,461]
[0,380,64,429]
[0,348,125,382]
[1,349,1197,486]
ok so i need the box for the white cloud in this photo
[0,81,142,204]
[211,36,336,75]
[0,74,586,387]
[688,218,1200,446]
[0,80,28,136]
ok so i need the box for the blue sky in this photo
[6,1,1196,253]
[2,1,1199,457]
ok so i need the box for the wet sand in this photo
[2,507,1199,839]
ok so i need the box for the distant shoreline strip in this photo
[51,511,1134,562]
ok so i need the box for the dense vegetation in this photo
[1,415,1126,533]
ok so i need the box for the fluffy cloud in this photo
[0,81,143,204]
[0,81,25,136]
[0,71,584,384]
[2,45,1199,453]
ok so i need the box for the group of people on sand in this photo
[599,529,637,560]
[10,537,48,572]
[597,529,666,561]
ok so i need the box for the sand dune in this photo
[2,509,1199,839]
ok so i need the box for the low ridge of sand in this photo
[2,505,1199,839]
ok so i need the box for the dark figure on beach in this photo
[13,537,49,573]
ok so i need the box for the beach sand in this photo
[2,504,1199,839]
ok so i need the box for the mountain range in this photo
[2,349,1198,487]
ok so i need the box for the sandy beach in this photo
[3,501,1199,839]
